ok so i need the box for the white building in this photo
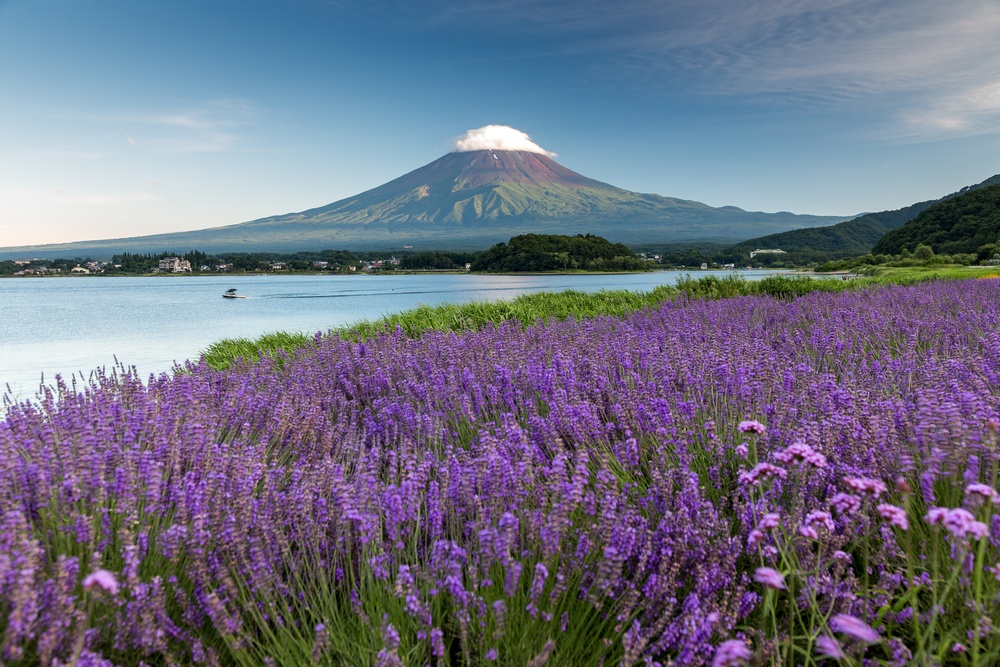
[749,249,787,259]
[158,257,192,272]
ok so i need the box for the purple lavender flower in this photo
[753,567,786,590]
[712,639,752,667]
[830,613,879,643]
[877,503,909,530]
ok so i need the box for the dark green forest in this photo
[872,182,1000,256]
[470,234,650,273]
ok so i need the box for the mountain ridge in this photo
[0,149,850,259]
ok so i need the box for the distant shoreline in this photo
[0,268,682,279]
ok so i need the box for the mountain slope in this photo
[0,150,850,259]
[725,174,1000,261]
[872,179,1000,255]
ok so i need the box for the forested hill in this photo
[872,180,1000,255]
[470,234,649,272]
[724,200,934,259]
[724,173,1000,263]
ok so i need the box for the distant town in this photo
[0,244,778,277]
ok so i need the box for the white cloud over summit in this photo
[453,125,556,156]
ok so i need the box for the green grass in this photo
[198,270,1000,371]
[857,263,1000,281]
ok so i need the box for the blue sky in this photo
[1,0,998,246]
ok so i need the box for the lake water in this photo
[1,270,780,400]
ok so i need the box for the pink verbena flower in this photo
[804,510,835,531]
[830,492,861,514]
[877,503,909,530]
[712,639,751,667]
[753,567,786,590]
[757,513,781,530]
[830,613,879,643]
[774,442,827,469]
[738,420,766,435]
[926,507,989,540]
[965,483,999,504]
[832,550,852,563]
[799,525,819,540]
[925,507,949,525]
[747,529,765,545]
[843,476,887,497]
[738,463,788,487]
[815,635,844,659]
[735,443,749,457]
[82,569,119,595]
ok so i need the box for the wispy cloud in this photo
[67,98,260,153]
[58,192,161,205]
[352,0,1000,139]
[31,189,161,205]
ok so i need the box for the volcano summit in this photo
[0,126,849,258]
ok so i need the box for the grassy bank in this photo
[199,269,999,371]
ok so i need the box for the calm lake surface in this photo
[1,271,780,400]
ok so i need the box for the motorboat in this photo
[222,288,246,299]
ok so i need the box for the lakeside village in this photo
[5,256,402,276]
[1,248,781,277]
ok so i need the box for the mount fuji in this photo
[0,127,850,258]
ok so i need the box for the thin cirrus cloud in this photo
[373,0,1000,139]
[71,99,260,154]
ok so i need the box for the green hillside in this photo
[872,181,1000,255]
[725,174,1000,264]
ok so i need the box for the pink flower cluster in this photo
[753,567,786,590]
[830,613,880,643]
[803,510,835,532]
[712,639,751,667]
[773,442,827,469]
[877,503,909,530]
[830,492,862,515]
[925,507,989,540]
[737,420,766,435]
[842,476,887,497]
[738,463,788,487]
[965,483,999,504]
[82,569,119,596]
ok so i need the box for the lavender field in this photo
[3,279,1000,666]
